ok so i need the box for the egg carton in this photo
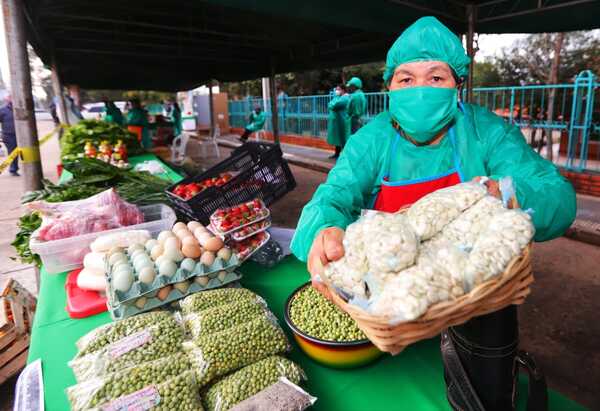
[108,270,243,320]
[107,253,240,306]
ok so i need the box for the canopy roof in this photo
[24,0,600,91]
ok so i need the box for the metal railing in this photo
[228,71,599,172]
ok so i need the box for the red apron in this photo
[373,126,464,212]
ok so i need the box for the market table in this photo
[27,257,585,411]
[58,153,184,184]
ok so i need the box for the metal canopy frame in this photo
[21,0,600,91]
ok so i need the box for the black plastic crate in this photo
[165,142,296,223]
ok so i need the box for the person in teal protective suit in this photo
[239,106,266,142]
[103,100,123,126]
[291,16,575,411]
[327,85,351,159]
[346,76,367,134]
[126,98,151,149]
[170,100,183,137]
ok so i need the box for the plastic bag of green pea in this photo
[89,371,204,411]
[69,320,185,382]
[66,353,192,410]
[179,288,263,315]
[203,356,306,411]
[184,314,290,387]
[75,311,175,357]
[183,299,268,338]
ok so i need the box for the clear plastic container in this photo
[30,204,176,274]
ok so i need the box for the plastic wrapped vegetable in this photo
[230,377,317,411]
[465,209,534,285]
[427,195,504,250]
[407,182,487,240]
[70,320,185,382]
[90,371,203,411]
[184,315,290,387]
[367,259,464,323]
[322,258,368,298]
[203,356,306,411]
[180,288,261,315]
[184,299,267,338]
[66,353,191,410]
[362,211,418,273]
[75,311,175,357]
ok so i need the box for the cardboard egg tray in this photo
[107,252,240,307]
[107,270,243,320]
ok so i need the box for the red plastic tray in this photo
[65,268,108,319]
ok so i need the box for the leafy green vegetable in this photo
[11,213,42,267]
[60,119,144,161]
[22,158,170,206]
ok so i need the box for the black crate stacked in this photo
[166,142,296,223]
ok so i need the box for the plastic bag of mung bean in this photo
[90,371,204,411]
[184,314,290,387]
[230,377,317,411]
[180,288,263,316]
[203,357,306,411]
[66,353,192,411]
[69,320,185,382]
[75,311,175,357]
[183,299,268,338]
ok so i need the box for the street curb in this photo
[217,139,332,173]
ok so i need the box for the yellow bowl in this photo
[284,283,383,369]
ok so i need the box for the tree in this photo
[472,60,502,87]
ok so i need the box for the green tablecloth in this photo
[58,153,183,184]
[27,258,585,411]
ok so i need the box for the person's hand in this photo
[472,176,501,199]
[307,227,345,296]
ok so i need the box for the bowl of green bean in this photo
[284,282,383,368]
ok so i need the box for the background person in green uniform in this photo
[239,106,266,142]
[126,98,151,149]
[327,85,351,159]
[346,76,367,134]
[291,16,575,411]
[103,100,123,126]
[169,100,183,137]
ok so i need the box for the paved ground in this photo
[0,123,599,409]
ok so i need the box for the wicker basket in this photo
[323,244,534,355]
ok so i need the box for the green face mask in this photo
[389,86,458,143]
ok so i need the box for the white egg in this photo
[130,249,146,261]
[112,260,130,272]
[155,255,169,267]
[200,251,215,267]
[217,271,227,282]
[113,263,132,278]
[108,252,127,267]
[145,239,159,252]
[164,237,182,252]
[187,221,202,231]
[217,247,232,261]
[138,266,156,284]
[113,270,133,292]
[174,281,190,293]
[163,248,184,263]
[135,297,147,309]
[172,222,188,233]
[195,276,209,286]
[157,230,175,244]
[107,246,124,256]
[180,258,196,272]
[134,256,153,272]
[150,244,164,261]
[158,260,178,277]
[128,243,145,254]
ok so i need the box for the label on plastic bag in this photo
[109,330,152,359]
[101,385,160,411]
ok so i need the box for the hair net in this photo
[346,77,363,89]
[383,16,470,83]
